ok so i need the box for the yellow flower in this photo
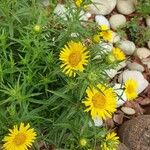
[112,47,126,61]
[82,84,117,120]
[101,132,119,150]
[75,0,83,7]
[99,25,109,31]
[99,25,113,42]
[3,123,37,150]
[79,138,87,147]
[33,25,41,32]
[59,41,89,77]
[124,79,138,100]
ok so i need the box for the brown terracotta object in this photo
[118,115,150,150]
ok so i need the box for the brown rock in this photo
[117,143,129,150]
[118,115,150,150]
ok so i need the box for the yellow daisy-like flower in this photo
[75,0,83,7]
[99,25,109,31]
[99,25,113,42]
[124,79,138,101]
[79,138,87,147]
[101,132,119,150]
[82,84,117,120]
[112,47,126,61]
[59,41,89,77]
[3,123,37,150]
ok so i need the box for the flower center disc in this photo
[127,85,135,94]
[69,52,81,67]
[92,92,106,109]
[13,133,26,146]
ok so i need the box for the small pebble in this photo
[109,14,126,30]
[117,0,135,15]
[135,47,150,60]
[127,62,144,72]
[121,107,136,115]
[119,40,136,55]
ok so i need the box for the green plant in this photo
[0,0,120,149]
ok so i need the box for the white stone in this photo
[121,107,136,115]
[54,4,67,20]
[105,61,126,79]
[114,84,127,107]
[112,32,121,43]
[118,70,149,94]
[100,42,113,52]
[95,15,110,28]
[54,5,89,22]
[89,117,103,127]
[142,58,150,69]
[147,41,150,49]
[87,0,117,15]
[127,62,145,72]
[93,42,113,60]
[117,0,135,15]
[105,69,118,79]
[116,61,127,70]
[146,16,150,27]
[119,40,136,55]
[93,117,103,127]
[135,47,150,60]
[109,14,126,30]
[131,0,138,6]
[80,11,91,22]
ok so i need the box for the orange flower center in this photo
[69,52,81,67]
[13,133,26,146]
[92,92,106,109]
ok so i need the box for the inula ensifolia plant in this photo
[0,0,127,149]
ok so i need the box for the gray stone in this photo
[146,16,150,27]
[109,14,126,30]
[148,41,150,49]
[119,40,136,55]
[135,47,150,60]
[87,0,117,15]
[127,62,144,72]
[95,15,110,28]
[117,0,135,15]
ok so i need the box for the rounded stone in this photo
[135,47,150,60]
[118,115,150,150]
[112,32,121,43]
[147,41,150,49]
[117,0,135,15]
[95,15,110,28]
[109,14,126,30]
[118,40,136,55]
[127,62,145,72]
[87,0,117,15]
[146,16,150,27]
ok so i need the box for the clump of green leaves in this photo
[0,0,119,149]
[136,0,150,17]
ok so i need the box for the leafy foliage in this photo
[0,0,118,149]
